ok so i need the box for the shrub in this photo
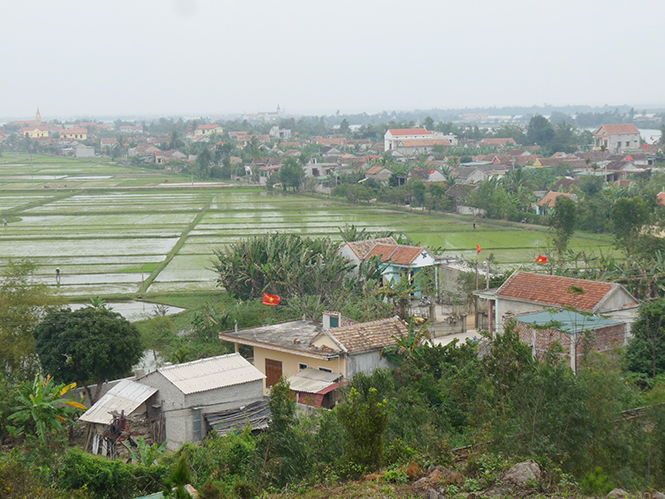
[58,448,167,499]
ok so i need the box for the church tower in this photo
[36,108,42,124]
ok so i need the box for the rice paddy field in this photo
[0,152,615,300]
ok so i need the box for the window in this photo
[318,367,333,373]
[329,316,338,328]
[298,362,308,371]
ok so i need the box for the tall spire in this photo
[36,108,42,124]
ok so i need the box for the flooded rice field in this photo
[0,153,615,299]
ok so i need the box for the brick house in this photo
[513,310,627,372]
[475,271,639,335]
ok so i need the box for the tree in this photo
[9,374,86,448]
[626,299,665,377]
[612,197,650,255]
[336,386,388,472]
[339,118,350,134]
[527,114,555,146]
[33,307,143,403]
[278,156,305,191]
[550,196,577,263]
[0,260,60,381]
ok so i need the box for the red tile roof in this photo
[329,316,407,353]
[595,124,640,135]
[366,244,426,265]
[346,237,397,260]
[536,191,572,208]
[480,138,517,145]
[387,128,433,136]
[497,271,614,311]
[366,165,389,175]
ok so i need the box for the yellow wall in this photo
[61,131,88,140]
[252,346,346,394]
[24,128,49,138]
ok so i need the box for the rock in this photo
[653,492,665,499]
[606,489,628,499]
[502,459,541,487]
[426,488,442,499]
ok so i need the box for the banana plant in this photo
[9,374,87,446]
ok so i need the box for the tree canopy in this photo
[33,306,143,402]
[0,260,60,381]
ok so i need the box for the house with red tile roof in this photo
[535,191,574,215]
[479,137,517,148]
[364,165,393,185]
[593,124,640,153]
[340,237,441,296]
[475,271,638,335]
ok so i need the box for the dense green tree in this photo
[612,197,650,255]
[33,307,143,402]
[626,299,665,377]
[336,386,388,472]
[526,114,555,146]
[550,196,577,262]
[278,156,305,191]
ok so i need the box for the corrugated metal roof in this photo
[515,310,623,333]
[79,379,157,425]
[205,400,271,436]
[287,368,342,394]
[158,353,265,395]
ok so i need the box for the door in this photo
[265,358,283,388]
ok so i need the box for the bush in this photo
[58,448,167,499]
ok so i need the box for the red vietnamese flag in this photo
[262,293,281,306]
[535,255,548,264]
[476,244,482,254]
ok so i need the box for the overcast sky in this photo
[2,0,664,120]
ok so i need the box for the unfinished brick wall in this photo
[515,321,626,370]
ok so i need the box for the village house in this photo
[479,137,517,148]
[593,124,641,153]
[195,124,224,136]
[78,353,266,453]
[340,237,441,296]
[535,191,574,216]
[513,310,627,372]
[475,271,639,335]
[218,314,408,400]
[384,128,457,152]
[364,165,393,185]
[60,128,88,141]
[269,125,291,139]
[20,126,50,139]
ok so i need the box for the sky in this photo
[2,0,665,120]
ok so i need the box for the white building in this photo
[384,128,457,152]
[593,124,640,153]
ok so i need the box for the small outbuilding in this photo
[513,310,627,372]
[138,353,265,449]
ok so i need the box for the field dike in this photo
[140,195,213,295]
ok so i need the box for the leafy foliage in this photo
[33,306,143,402]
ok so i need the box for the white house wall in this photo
[346,351,393,378]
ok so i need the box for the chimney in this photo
[322,311,340,330]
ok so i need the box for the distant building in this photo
[593,124,640,153]
[195,125,224,136]
[61,128,88,141]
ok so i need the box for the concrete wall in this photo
[346,350,393,378]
